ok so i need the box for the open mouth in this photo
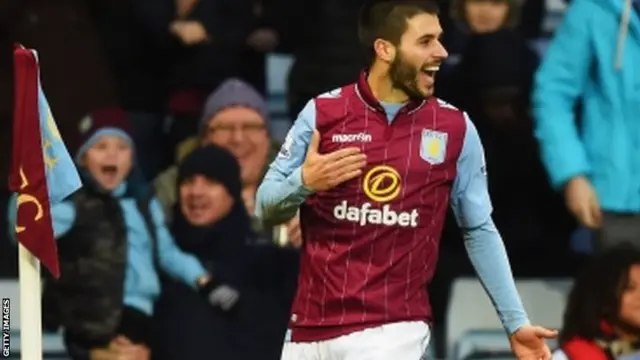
[187,201,211,216]
[422,65,440,77]
[100,165,118,176]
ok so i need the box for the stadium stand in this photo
[446,277,572,360]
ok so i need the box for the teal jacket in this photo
[533,0,640,211]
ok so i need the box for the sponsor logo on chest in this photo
[333,165,419,227]
[331,132,372,143]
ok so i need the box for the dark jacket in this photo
[443,30,574,275]
[281,0,368,115]
[153,205,289,359]
[152,146,290,359]
[139,0,256,95]
[44,184,155,347]
[93,0,171,113]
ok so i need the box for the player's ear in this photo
[373,38,395,63]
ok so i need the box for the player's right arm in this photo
[255,99,367,225]
[255,101,317,225]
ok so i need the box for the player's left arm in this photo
[450,113,530,335]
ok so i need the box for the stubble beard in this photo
[389,52,428,100]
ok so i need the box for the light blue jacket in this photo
[533,0,640,211]
[8,183,207,315]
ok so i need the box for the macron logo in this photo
[331,133,372,143]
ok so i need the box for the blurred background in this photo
[0,0,638,359]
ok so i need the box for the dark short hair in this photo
[358,0,440,60]
[559,245,640,344]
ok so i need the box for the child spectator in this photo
[553,245,640,359]
[8,108,236,360]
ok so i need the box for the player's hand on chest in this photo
[300,130,368,192]
[317,120,453,185]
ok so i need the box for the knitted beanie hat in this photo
[177,144,242,198]
[199,78,268,135]
[75,107,134,163]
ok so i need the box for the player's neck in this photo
[367,65,409,104]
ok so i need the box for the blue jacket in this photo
[7,183,207,315]
[533,0,640,211]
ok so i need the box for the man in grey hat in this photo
[154,78,301,246]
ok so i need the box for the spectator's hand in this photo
[565,176,602,228]
[208,285,240,310]
[199,278,240,311]
[286,215,302,248]
[89,336,144,360]
[170,21,208,45]
[509,325,557,360]
[246,28,279,52]
[302,130,367,191]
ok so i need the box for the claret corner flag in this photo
[9,45,82,278]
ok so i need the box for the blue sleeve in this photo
[7,193,75,243]
[150,198,207,288]
[532,0,594,188]
[450,113,492,228]
[255,100,316,224]
[464,220,530,335]
[451,114,529,335]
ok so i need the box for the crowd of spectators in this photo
[0,0,639,358]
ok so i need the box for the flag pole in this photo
[18,244,43,360]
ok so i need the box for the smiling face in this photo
[377,13,449,98]
[82,135,133,191]
[202,106,270,186]
[179,174,234,226]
